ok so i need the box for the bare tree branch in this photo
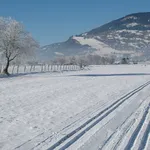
[0,17,39,75]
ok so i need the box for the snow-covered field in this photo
[0,65,150,150]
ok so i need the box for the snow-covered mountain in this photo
[40,12,150,60]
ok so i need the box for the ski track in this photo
[144,133,150,150]
[13,80,130,150]
[40,81,150,150]
[69,84,150,150]
[100,98,150,150]
[132,106,150,150]
[124,103,150,150]
[138,121,150,150]
[100,109,138,150]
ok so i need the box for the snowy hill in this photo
[40,12,150,60]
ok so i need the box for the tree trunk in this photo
[3,59,10,75]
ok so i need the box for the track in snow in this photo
[138,121,150,150]
[98,97,150,150]
[46,81,150,150]
[124,103,150,150]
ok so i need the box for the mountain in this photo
[40,12,150,60]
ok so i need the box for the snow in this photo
[54,52,64,56]
[72,36,134,56]
[42,47,47,50]
[144,25,150,27]
[120,41,126,44]
[128,43,140,49]
[126,23,139,27]
[122,16,138,21]
[72,36,113,52]
[1,65,150,150]
[116,29,138,34]
[81,33,87,36]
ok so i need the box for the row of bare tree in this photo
[51,54,116,68]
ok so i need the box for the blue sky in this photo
[0,0,150,46]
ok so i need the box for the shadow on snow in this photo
[1,72,150,79]
[0,71,52,79]
[71,73,150,77]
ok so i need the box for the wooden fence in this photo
[0,64,80,74]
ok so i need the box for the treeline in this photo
[50,54,116,68]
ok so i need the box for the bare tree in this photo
[76,56,88,69]
[0,17,39,75]
[54,56,67,65]
[69,56,77,65]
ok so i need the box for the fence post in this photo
[17,65,19,74]
[12,65,15,74]
[60,65,62,71]
[48,64,50,71]
[30,65,33,72]
[59,65,60,71]
[33,65,36,72]
[24,66,26,73]
[41,65,42,72]
[44,65,46,72]
[56,65,58,71]
[0,65,2,73]
[50,65,52,71]
[53,65,55,72]
[1,65,3,73]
